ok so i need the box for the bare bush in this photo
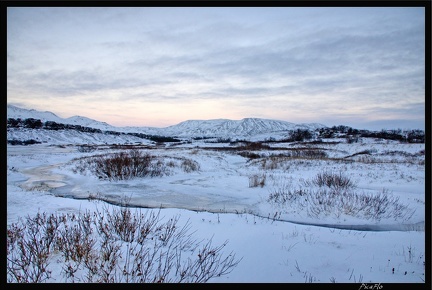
[71,150,202,180]
[7,212,59,283]
[181,159,200,173]
[249,174,266,188]
[261,156,281,170]
[268,184,306,203]
[77,145,96,153]
[238,151,261,160]
[73,149,169,181]
[237,142,270,150]
[7,206,242,283]
[304,149,327,159]
[291,149,328,159]
[306,188,415,221]
[260,155,292,170]
[303,171,356,190]
[268,186,415,221]
[167,160,176,167]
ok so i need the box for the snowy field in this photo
[7,138,426,283]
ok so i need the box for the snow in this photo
[7,104,326,139]
[7,105,65,124]
[7,136,427,283]
[7,127,153,145]
[160,118,326,138]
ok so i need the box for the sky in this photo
[6,6,426,130]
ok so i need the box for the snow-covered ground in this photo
[7,138,426,283]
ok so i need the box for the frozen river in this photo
[10,144,424,232]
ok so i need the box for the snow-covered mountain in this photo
[7,105,327,143]
[7,105,65,124]
[161,118,325,138]
[63,116,114,131]
[7,105,117,131]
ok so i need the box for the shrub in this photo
[268,185,415,221]
[300,149,328,159]
[7,139,42,145]
[268,184,306,203]
[303,171,356,190]
[261,156,284,170]
[77,145,96,153]
[7,206,242,283]
[7,118,23,128]
[23,118,43,129]
[237,142,270,150]
[248,174,266,188]
[289,129,313,142]
[238,151,261,160]
[181,159,200,173]
[74,149,168,181]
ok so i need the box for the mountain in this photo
[7,105,327,143]
[7,105,119,131]
[63,116,115,131]
[7,105,65,124]
[161,118,325,138]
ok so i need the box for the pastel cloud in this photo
[7,6,425,130]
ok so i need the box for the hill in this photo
[7,105,327,142]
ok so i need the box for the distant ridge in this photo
[7,105,118,131]
[161,118,326,138]
[7,105,64,123]
[6,104,327,139]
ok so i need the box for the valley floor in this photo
[6,139,427,283]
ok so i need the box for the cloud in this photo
[7,7,425,129]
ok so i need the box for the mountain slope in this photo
[162,118,325,138]
[7,105,64,124]
[7,105,119,131]
[63,116,115,131]
[7,105,327,143]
